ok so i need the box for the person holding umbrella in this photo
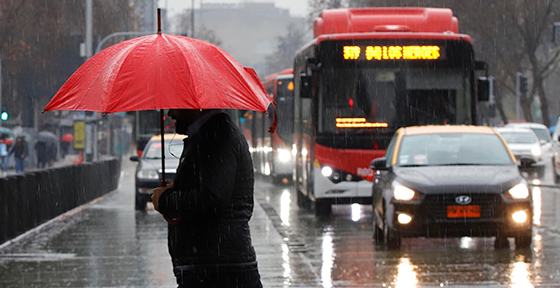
[151,109,262,287]
[43,9,271,288]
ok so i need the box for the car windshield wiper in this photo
[144,157,161,160]
[437,163,487,166]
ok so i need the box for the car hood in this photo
[139,158,181,172]
[507,143,538,153]
[394,165,522,194]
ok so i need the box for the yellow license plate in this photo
[447,205,481,218]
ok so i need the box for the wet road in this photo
[2,157,560,287]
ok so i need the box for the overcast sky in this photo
[161,0,309,18]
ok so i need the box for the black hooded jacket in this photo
[158,113,257,273]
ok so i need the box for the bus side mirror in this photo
[477,77,491,102]
[300,74,312,99]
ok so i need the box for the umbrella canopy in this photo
[61,134,74,142]
[36,131,58,145]
[43,33,272,114]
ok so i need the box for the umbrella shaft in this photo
[160,109,166,187]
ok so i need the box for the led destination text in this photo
[343,45,441,61]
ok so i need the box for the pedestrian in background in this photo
[35,140,48,169]
[10,136,28,173]
[0,139,8,174]
[151,109,263,288]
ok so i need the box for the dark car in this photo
[371,125,533,249]
[130,134,186,210]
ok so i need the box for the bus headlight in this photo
[508,183,529,199]
[277,148,291,162]
[137,170,159,180]
[393,181,416,201]
[322,166,333,177]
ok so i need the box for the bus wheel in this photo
[315,199,331,217]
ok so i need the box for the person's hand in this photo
[152,183,173,211]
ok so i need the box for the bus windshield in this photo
[318,68,471,134]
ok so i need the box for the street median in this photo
[0,157,121,245]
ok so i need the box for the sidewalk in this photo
[0,154,85,177]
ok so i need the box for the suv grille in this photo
[423,193,502,220]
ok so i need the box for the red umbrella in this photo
[61,134,74,142]
[43,10,274,221]
[43,36,270,114]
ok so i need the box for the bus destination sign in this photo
[343,45,443,61]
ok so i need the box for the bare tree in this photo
[265,24,307,75]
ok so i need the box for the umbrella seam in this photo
[165,35,201,109]
[106,35,160,112]
[212,47,261,110]
[73,37,151,112]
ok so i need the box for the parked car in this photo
[130,134,186,210]
[505,122,552,152]
[495,127,545,179]
[371,125,533,249]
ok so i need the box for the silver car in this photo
[504,122,552,152]
[495,127,545,179]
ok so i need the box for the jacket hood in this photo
[394,165,523,194]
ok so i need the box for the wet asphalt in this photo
[1,156,560,287]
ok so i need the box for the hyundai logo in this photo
[455,195,472,205]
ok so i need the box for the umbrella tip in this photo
[41,110,45,114]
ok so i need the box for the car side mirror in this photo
[539,139,547,145]
[370,157,388,171]
[129,155,139,162]
[518,157,536,169]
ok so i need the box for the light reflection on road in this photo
[460,237,474,249]
[321,233,334,288]
[394,257,418,288]
[281,243,292,285]
[532,186,542,226]
[280,189,291,226]
[510,254,533,288]
[351,203,362,222]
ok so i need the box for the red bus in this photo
[293,8,489,215]
[241,68,295,184]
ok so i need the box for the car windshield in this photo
[499,131,538,144]
[530,128,551,142]
[397,133,513,167]
[143,139,184,159]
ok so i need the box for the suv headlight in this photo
[508,181,529,199]
[393,181,416,201]
[531,146,542,156]
[137,170,159,180]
